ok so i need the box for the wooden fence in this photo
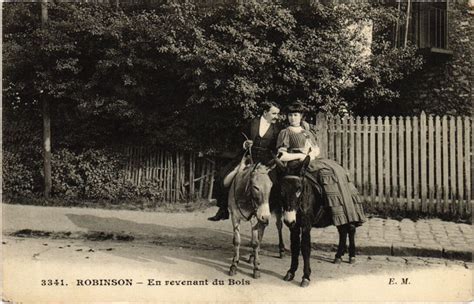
[124,147,215,202]
[314,112,473,216]
[123,112,472,216]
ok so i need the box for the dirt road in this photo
[2,236,472,302]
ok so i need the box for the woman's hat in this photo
[286,101,309,114]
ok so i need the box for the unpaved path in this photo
[2,236,472,302]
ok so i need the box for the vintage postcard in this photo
[2,0,472,302]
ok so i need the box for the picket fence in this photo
[314,112,473,216]
[123,112,472,217]
[124,147,216,202]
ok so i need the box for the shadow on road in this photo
[63,214,434,283]
[66,214,288,279]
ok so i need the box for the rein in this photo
[241,132,254,164]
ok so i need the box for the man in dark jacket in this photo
[208,102,281,221]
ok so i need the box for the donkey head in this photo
[280,156,311,228]
[247,163,273,225]
[280,175,302,228]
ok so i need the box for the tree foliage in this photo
[3,1,423,153]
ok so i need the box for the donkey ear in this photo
[260,163,275,173]
[266,162,277,171]
[272,156,286,170]
[264,159,277,171]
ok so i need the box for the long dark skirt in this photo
[307,158,366,227]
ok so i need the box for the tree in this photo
[341,4,424,115]
[41,0,52,199]
[3,1,424,155]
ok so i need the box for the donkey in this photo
[280,158,364,287]
[228,162,275,279]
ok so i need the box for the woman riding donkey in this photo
[277,101,366,287]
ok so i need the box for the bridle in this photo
[281,155,310,211]
[234,133,275,221]
[281,175,305,213]
[282,170,326,224]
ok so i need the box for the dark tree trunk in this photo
[41,0,52,199]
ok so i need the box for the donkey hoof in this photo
[248,255,255,264]
[283,271,295,281]
[349,257,356,264]
[229,265,237,276]
[333,257,342,264]
[279,250,285,259]
[300,278,310,288]
[253,270,261,279]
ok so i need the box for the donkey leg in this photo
[334,225,348,263]
[275,210,286,258]
[283,225,300,282]
[251,222,265,279]
[348,224,357,264]
[229,216,241,276]
[300,226,312,287]
[300,227,311,287]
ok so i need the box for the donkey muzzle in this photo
[256,204,271,225]
[258,217,269,226]
[283,210,296,228]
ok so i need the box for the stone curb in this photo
[6,229,472,262]
[311,242,472,262]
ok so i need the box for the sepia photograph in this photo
[1,0,472,302]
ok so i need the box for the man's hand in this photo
[243,140,253,149]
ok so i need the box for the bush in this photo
[3,147,165,201]
[70,149,125,199]
[51,149,84,197]
[2,150,37,196]
[119,179,164,202]
[51,148,148,200]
